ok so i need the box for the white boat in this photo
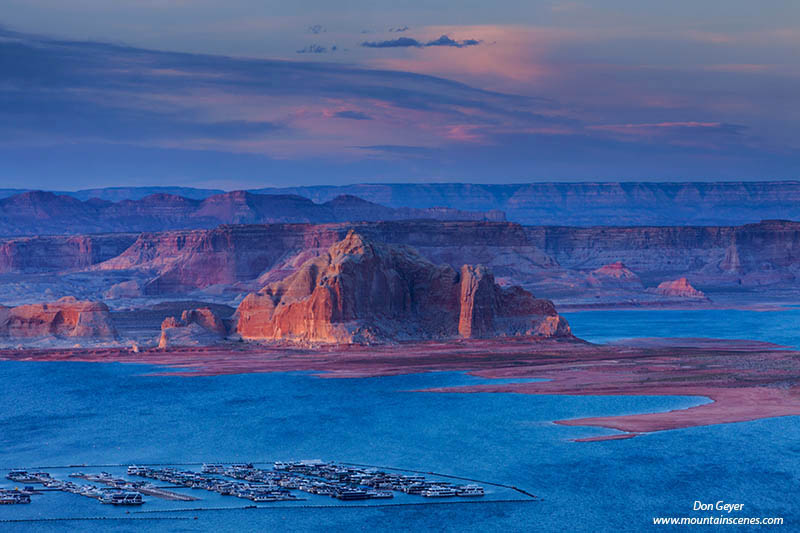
[456,484,484,497]
[422,485,457,497]
[367,490,394,499]
[101,491,144,505]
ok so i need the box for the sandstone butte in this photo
[653,277,708,299]
[235,231,572,344]
[586,261,642,287]
[0,296,117,339]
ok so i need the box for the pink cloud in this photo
[443,125,486,143]
[363,25,571,94]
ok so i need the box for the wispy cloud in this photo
[588,121,746,136]
[586,121,749,150]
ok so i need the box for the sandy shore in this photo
[1,337,798,437]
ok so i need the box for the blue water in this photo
[1,309,798,531]
[564,308,800,348]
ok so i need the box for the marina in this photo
[3,460,486,511]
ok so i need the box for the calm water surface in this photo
[1,309,798,532]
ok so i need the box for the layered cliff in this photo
[235,231,570,344]
[0,234,137,273]
[0,297,117,339]
[3,220,800,305]
[525,220,800,287]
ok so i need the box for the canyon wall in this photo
[3,220,800,294]
[525,220,800,285]
[0,234,138,273]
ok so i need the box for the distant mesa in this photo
[235,231,571,344]
[0,296,116,339]
[0,189,505,237]
[6,182,800,227]
[158,307,227,348]
[651,278,708,300]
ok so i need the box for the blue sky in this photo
[1,1,799,189]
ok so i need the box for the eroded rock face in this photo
[652,278,708,299]
[235,231,571,344]
[0,296,117,338]
[158,307,227,348]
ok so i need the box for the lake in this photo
[1,309,798,531]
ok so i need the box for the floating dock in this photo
[69,473,198,501]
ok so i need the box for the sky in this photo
[1,1,799,189]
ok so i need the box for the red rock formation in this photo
[652,278,708,299]
[586,261,642,287]
[179,308,227,335]
[458,265,497,338]
[235,231,570,344]
[0,297,117,338]
[158,307,227,348]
